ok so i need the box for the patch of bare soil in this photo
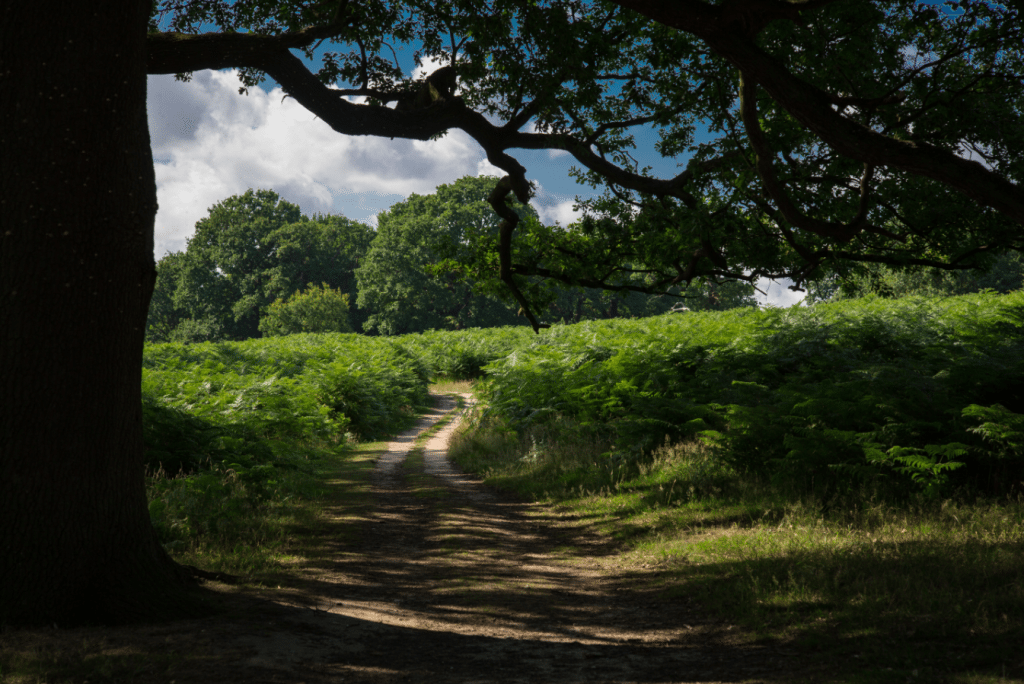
[2,394,809,684]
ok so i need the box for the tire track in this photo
[372,394,456,489]
[420,393,495,503]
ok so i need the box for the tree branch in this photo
[606,0,1024,227]
[487,177,549,333]
[739,71,873,242]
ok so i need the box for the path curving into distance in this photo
[41,392,795,684]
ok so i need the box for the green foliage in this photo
[475,292,1024,498]
[259,282,353,336]
[964,403,1024,460]
[356,175,744,332]
[142,398,236,477]
[151,0,1024,335]
[146,251,189,343]
[150,182,756,344]
[806,251,1024,303]
[397,325,536,379]
[356,176,529,335]
[542,278,757,325]
[143,333,428,446]
[169,315,225,344]
[147,190,374,342]
[263,214,374,332]
[863,443,969,499]
[142,332,431,560]
[141,291,1023,570]
[177,189,304,340]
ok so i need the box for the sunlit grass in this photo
[429,378,475,395]
[630,495,1024,638]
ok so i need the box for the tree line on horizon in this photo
[146,176,760,343]
[148,175,1024,345]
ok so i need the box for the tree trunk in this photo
[1,0,210,626]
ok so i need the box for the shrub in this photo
[259,282,353,336]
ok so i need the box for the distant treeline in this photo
[146,177,757,343]
[148,176,1024,344]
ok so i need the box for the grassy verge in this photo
[147,387,467,582]
[145,403,431,582]
[0,437,392,684]
[428,378,474,395]
[146,437,388,583]
[449,416,1024,683]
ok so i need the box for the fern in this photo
[963,404,1024,460]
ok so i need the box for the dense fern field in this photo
[447,293,1024,652]
[143,334,429,460]
[475,291,1024,499]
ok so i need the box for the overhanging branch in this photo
[487,177,549,333]
[606,0,1024,227]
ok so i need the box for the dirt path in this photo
[2,394,795,684]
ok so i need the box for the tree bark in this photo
[1,0,210,626]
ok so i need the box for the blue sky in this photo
[146,30,805,306]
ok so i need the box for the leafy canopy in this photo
[150,0,1024,328]
[259,282,355,336]
[355,176,531,335]
[149,189,372,342]
[806,251,1024,303]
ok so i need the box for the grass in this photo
[428,378,474,395]
[146,436,388,583]
[448,415,1024,682]
[0,432,395,684]
[0,642,184,684]
[142,383,469,585]
[168,387,470,582]
[141,380,444,581]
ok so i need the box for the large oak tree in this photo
[2,0,1021,625]
[2,0,205,625]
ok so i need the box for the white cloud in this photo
[147,69,487,257]
[755,278,806,308]
[412,56,451,82]
[515,179,584,228]
[475,157,507,178]
[534,198,582,227]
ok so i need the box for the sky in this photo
[146,57,806,308]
